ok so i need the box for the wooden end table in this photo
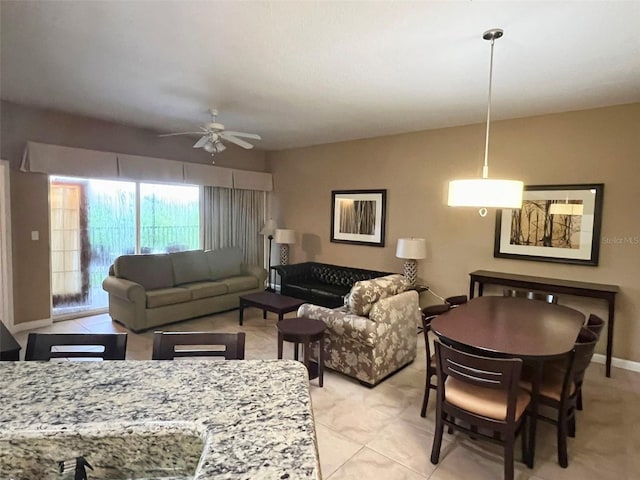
[277,317,326,387]
[238,291,306,325]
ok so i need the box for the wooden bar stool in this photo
[277,317,326,386]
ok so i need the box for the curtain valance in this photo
[20,141,271,190]
[21,142,119,179]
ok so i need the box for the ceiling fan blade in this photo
[223,131,261,140]
[221,133,254,149]
[193,135,209,148]
[158,131,203,137]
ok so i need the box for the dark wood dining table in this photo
[430,296,585,468]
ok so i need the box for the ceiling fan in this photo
[158,109,261,160]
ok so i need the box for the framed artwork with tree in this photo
[494,184,604,266]
[331,189,386,247]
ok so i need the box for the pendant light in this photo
[447,28,523,217]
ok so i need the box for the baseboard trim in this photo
[592,353,640,373]
[11,318,52,333]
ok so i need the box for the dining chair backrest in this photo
[419,303,451,417]
[503,289,558,304]
[585,314,605,339]
[434,340,523,421]
[572,327,598,378]
[444,295,468,308]
[152,331,246,360]
[25,333,128,361]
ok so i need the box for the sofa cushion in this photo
[146,287,191,308]
[171,250,211,285]
[347,274,411,316]
[180,281,228,300]
[221,275,259,293]
[206,247,243,280]
[115,254,174,290]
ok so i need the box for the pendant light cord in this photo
[482,37,495,180]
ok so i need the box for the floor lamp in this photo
[260,219,277,291]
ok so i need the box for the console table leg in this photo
[606,299,615,377]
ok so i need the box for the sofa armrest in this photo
[272,263,311,281]
[241,263,268,283]
[102,276,146,304]
[298,303,379,347]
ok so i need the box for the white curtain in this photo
[203,187,265,265]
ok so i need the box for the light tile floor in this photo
[12,309,640,480]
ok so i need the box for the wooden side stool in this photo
[277,317,326,387]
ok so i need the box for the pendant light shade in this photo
[448,28,523,213]
[448,178,523,209]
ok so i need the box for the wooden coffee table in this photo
[238,291,306,325]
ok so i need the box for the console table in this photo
[469,270,619,377]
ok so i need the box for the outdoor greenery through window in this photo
[50,176,200,316]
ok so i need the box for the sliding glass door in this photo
[50,176,200,317]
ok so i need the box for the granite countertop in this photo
[0,359,321,480]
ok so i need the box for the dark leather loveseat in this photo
[272,262,391,308]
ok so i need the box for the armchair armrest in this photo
[298,303,379,347]
[102,276,146,304]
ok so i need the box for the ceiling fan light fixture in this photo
[203,141,215,153]
[447,28,523,215]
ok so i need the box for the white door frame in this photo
[0,160,15,330]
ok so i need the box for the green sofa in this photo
[102,247,267,332]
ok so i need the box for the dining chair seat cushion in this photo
[519,372,576,402]
[445,377,530,421]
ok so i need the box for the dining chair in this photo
[520,327,598,468]
[573,314,605,410]
[420,304,451,417]
[503,289,558,304]
[585,313,605,338]
[430,340,531,480]
[152,331,246,360]
[444,294,468,308]
[25,333,128,361]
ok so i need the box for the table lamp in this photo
[396,238,427,285]
[275,229,296,265]
[260,219,277,291]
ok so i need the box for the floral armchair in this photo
[297,274,420,387]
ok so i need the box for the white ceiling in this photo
[2,1,639,151]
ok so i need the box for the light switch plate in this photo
[31,230,39,241]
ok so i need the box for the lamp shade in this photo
[447,179,523,209]
[275,229,296,244]
[396,238,427,260]
[259,219,277,236]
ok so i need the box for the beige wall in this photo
[0,101,267,325]
[267,103,640,363]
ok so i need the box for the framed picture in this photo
[494,184,604,266]
[331,189,387,247]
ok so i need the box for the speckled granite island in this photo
[0,359,321,479]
